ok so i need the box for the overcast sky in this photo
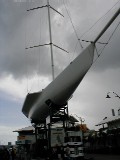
[0,0,120,145]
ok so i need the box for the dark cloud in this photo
[0,1,52,79]
[0,0,120,80]
[0,0,71,79]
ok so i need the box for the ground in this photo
[84,153,120,160]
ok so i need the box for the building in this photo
[96,115,120,130]
[96,108,120,130]
[13,126,35,145]
[94,109,120,154]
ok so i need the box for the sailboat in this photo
[22,1,120,123]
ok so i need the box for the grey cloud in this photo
[0,0,120,80]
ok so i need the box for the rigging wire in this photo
[57,0,71,66]
[25,1,29,94]
[37,1,43,90]
[25,0,39,94]
[80,0,120,39]
[93,21,120,64]
[25,1,41,93]
[63,0,83,49]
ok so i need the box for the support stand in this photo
[31,102,70,159]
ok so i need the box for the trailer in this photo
[64,130,84,159]
[50,127,84,159]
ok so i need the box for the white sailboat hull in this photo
[22,7,120,122]
[22,43,95,122]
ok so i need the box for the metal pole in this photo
[66,103,69,128]
[47,0,55,80]
[35,125,37,143]
[48,106,52,150]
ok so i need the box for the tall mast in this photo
[47,0,54,80]
[26,1,66,80]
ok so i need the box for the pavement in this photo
[84,153,120,160]
[19,154,120,160]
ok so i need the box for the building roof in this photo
[96,115,120,126]
[13,126,34,132]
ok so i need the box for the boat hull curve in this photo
[22,43,95,122]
